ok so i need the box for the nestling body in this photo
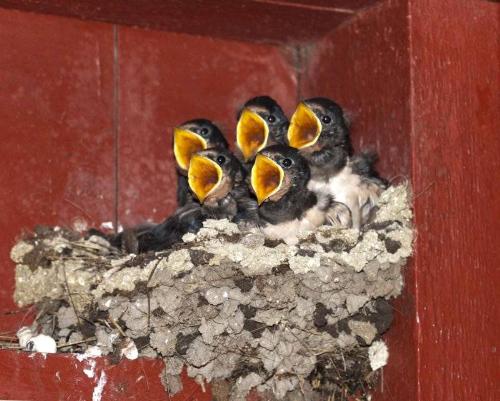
[251,144,331,244]
[287,97,386,228]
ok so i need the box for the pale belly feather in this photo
[261,204,327,245]
[308,165,381,229]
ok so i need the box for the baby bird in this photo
[187,148,258,224]
[123,148,258,253]
[235,96,289,169]
[250,144,331,245]
[173,119,228,206]
[287,98,385,229]
[122,203,204,254]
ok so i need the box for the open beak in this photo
[251,154,284,205]
[236,108,269,161]
[188,155,223,203]
[287,102,322,149]
[173,128,208,171]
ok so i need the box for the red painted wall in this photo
[117,26,297,226]
[0,0,379,44]
[1,1,498,400]
[0,8,297,327]
[0,10,115,331]
[300,0,412,179]
[0,7,297,400]
[302,1,500,401]
[0,351,211,401]
[409,1,500,400]
[301,3,416,399]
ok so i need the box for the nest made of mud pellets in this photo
[11,184,413,401]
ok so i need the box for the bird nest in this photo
[11,184,413,401]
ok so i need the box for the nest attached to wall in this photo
[11,184,413,401]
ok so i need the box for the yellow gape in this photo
[251,154,284,205]
[173,128,208,170]
[188,155,223,203]
[236,108,269,161]
[287,102,322,149]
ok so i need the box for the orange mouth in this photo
[236,108,269,161]
[287,102,322,149]
[173,128,207,170]
[188,155,223,203]
[251,154,284,205]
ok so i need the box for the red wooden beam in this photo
[0,0,379,44]
[301,1,500,401]
[0,350,211,401]
[409,1,500,400]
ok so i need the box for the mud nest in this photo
[11,184,413,401]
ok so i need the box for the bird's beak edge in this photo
[251,154,285,205]
[236,109,269,161]
[287,102,321,149]
[188,155,223,203]
[174,128,208,171]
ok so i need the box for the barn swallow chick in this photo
[128,203,205,253]
[235,96,288,168]
[188,148,258,223]
[287,98,385,229]
[251,145,331,245]
[112,149,258,254]
[173,119,228,206]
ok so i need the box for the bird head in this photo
[287,98,350,154]
[188,148,241,204]
[236,96,288,162]
[251,144,310,205]
[173,119,228,173]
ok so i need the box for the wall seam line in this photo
[112,24,120,233]
[407,1,422,400]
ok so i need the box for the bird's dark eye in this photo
[200,128,209,136]
[321,115,331,124]
[281,158,292,168]
[267,115,276,123]
[216,155,226,165]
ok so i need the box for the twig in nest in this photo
[146,255,170,286]
[18,305,36,328]
[298,375,306,396]
[147,290,151,332]
[284,323,315,357]
[103,262,126,279]
[0,335,17,342]
[62,264,82,330]
[98,318,113,331]
[146,257,164,331]
[0,342,23,350]
[51,315,56,337]
[109,317,126,338]
[1,306,32,315]
[413,181,436,199]
[57,336,97,349]
[63,198,95,223]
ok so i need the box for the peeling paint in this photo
[75,351,99,379]
[83,359,97,378]
[92,371,107,401]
